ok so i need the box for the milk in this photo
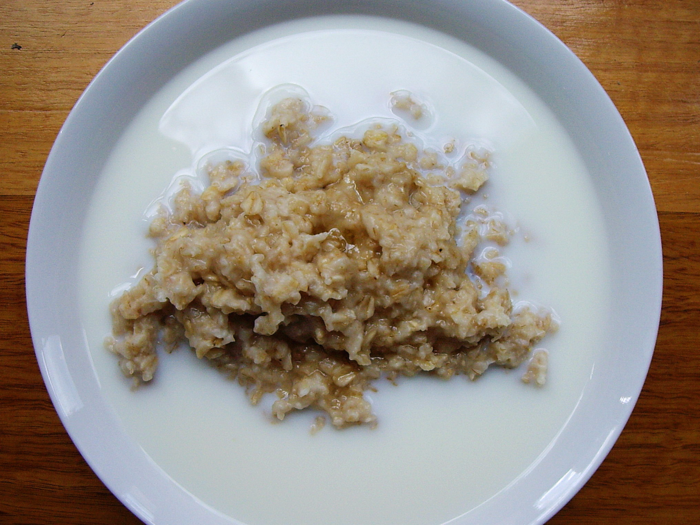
[78,15,611,525]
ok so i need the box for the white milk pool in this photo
[78,15,612,525]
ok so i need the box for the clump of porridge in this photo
[106,97,555,429]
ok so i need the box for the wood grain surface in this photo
[1,0,698,523]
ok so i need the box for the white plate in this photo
[26,1,662,524]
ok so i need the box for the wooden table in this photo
[1,1,698,523]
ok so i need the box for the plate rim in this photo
[26,0,663,523]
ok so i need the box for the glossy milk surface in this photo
[78,16,611,525]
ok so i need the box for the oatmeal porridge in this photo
[106,96,555,428]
